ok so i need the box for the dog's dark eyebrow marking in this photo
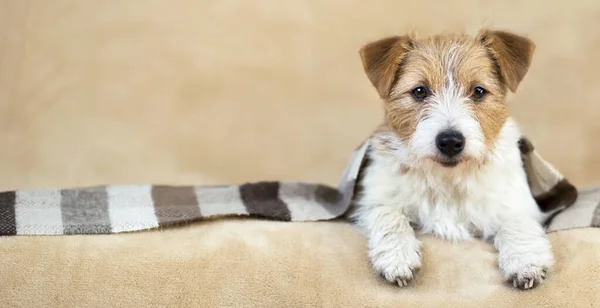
[390,59,408,94]
[403,81,430,93]
[483,48,507,89]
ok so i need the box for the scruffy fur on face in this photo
[352,29,554,290]
[360,29,534,168]
[390,35,507,149]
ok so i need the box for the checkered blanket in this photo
[0,136,597,236]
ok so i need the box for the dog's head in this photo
[359,29,535,167]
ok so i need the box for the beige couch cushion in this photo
[2,220,599,307]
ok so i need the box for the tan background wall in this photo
[1,0,599,190]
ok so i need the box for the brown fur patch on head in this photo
[473,29,534,147]
[472,96,509,149]
[384,97,422,142]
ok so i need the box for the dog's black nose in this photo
[436,130,465,157]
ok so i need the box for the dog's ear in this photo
[478,29,536,93]
[359,36,411,99]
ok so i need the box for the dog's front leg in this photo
[356,205,422,287]
[493,218,554,290]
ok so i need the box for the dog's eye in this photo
[471,86,487,101]
[411,87,429,101]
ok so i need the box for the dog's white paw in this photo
[379,260,421,287]
[495,225,554,291]
[500,252,553,290]
[507,264,548,290]
[370,237,422,287]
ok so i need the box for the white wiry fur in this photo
[351,115,554,289]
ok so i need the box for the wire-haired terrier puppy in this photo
[351,28,553,290]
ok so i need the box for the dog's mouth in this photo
[431,156,463,168]
[439,159,459,167]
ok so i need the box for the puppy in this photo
[350,29,553,290]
